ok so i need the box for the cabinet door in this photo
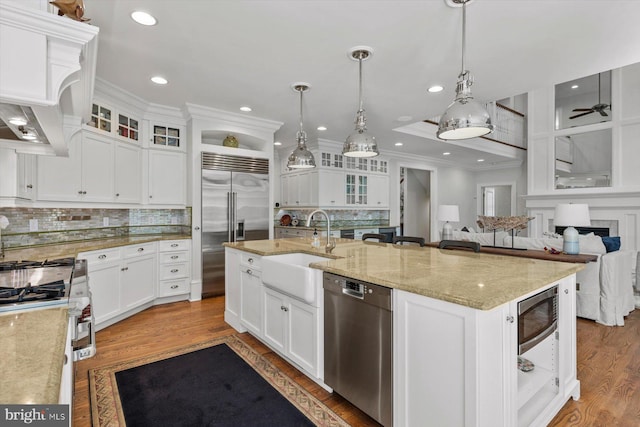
[263,288,286,354]
[240,267,263,335]
[225,249,243,329]
[148,150,186,205]
[36,135,83,201]
[318,170,344,207]
[286,173,299,206]
[297,171,318,206]
[114,142,142,203]
[16,153,35,200]
[368,175,389,207]
[280,174,290,206]
[81,132,114,202]
[121,254,156,311]
[287,297,318,375]
[87,261,121,325]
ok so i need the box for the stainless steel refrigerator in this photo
[201,152,270,297]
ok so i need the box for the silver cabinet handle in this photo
[170,284,179,289]
[194,226,200,231]
[564,289,569,294]
[98,254,107,259]
[121,267,129,271]
[116,193,120,197]
[506,315,515,323]
[171,243,178,247]
[248,258,254,264]
[281,306,288,312]
[26,184,33,189]
[171,255,179,259]
[246,269,252,275]
[171,269,179,273]
[78,190,83,194]
[149,195,153,199]
[138,247,144,252]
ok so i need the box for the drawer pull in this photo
[248,258,254,264]
[171,269,179,273]
[171,255,179,259]
[171,243,179,247]
[98,254,107,260]
[246,269,252,275]
[170,285,179,289]
[138,247,144,252]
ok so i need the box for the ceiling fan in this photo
[569,73,611,120]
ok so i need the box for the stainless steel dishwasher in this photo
[323,272,393,427]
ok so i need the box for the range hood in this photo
[0,0,99,156]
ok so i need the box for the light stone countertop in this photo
[2,234,192,263]
[0,307,69,404]
[225,238,585,310]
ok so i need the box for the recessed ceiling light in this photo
[151,76,167,85]
[317,126,327,131]
[477,158,485,162]
[273,141,282,146]
[9,117,27,126]
[442,152,451,156]
[131,11,157,26]
[22,132,37,140]
[394,142,403,146]
[396,115,413,122]
[240,106,252,112]
[571,85,579,89]
[428,85,444,93]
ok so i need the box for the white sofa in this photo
[451,231,635,326]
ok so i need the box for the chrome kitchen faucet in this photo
[306,209,335,253]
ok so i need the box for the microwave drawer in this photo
[159,263,189,280]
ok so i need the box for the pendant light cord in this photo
[358,55,364,112]
[461,1,467,75]
[297,87,306,144]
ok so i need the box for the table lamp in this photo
[438,205,459,241]
[553,203,590,255]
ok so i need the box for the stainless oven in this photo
[518,285,558,354]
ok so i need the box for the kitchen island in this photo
[225,238,584,426]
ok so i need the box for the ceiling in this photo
[84,0,640,168]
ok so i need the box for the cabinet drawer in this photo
[79,247,121,265]
[159,240,190,252]
[122,242,157,258]
[158,278,190,297]
[240,253,261,269]
[159,262,189,280]
[160,251,189,264]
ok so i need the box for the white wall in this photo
[437,167,476,231]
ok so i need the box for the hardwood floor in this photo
[73,298,640,427]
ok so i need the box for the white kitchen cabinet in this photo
[148,149,186,205]
[394,275,579,427]
[282,171,317,207]
[120,243,157,311]
[345,173,368,205]
[37,131,114,202]
[58,318,74,406]
[157,239,191,297]
[16,153,35,200]
[224,248,245,331]
[80,242,158,330]
[263,286,318,376]
[240,257,263,336]
[368,174,389,207]
[318,169,344,207]
[114,141,142,203]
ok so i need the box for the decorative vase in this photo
[223,135,239,148]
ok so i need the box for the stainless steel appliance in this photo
[0,257,96,360]
[201,152,270,297]
[518,285,558,354]
[323,272,393,427]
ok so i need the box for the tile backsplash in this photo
[0,207,191,249]
[275,208,390,228]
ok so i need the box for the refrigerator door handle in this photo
[232,192,238,242]
[227,192,233,242]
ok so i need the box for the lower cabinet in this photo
[240,259,263,336]
[263,287,318,376]
[80,239,191,331]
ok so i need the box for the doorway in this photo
[400,167,431,240]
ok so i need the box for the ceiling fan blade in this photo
[569,111,594,120]
[572,108,593,112]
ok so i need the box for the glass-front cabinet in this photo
[152,125,181,148]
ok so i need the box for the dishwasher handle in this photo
[342,288,364,299]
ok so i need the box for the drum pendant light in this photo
[437,0,493,140]
[287,83,316,169]
[343,47,379,158]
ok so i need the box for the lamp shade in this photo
[554,204,591,227]
[437,205,460,222]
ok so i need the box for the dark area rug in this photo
[89,335,349,427]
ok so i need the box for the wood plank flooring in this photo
[73,297,640,426]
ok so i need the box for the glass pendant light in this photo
[343,47,379,158]
[437,0,493,141]
[287,83,316,169]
